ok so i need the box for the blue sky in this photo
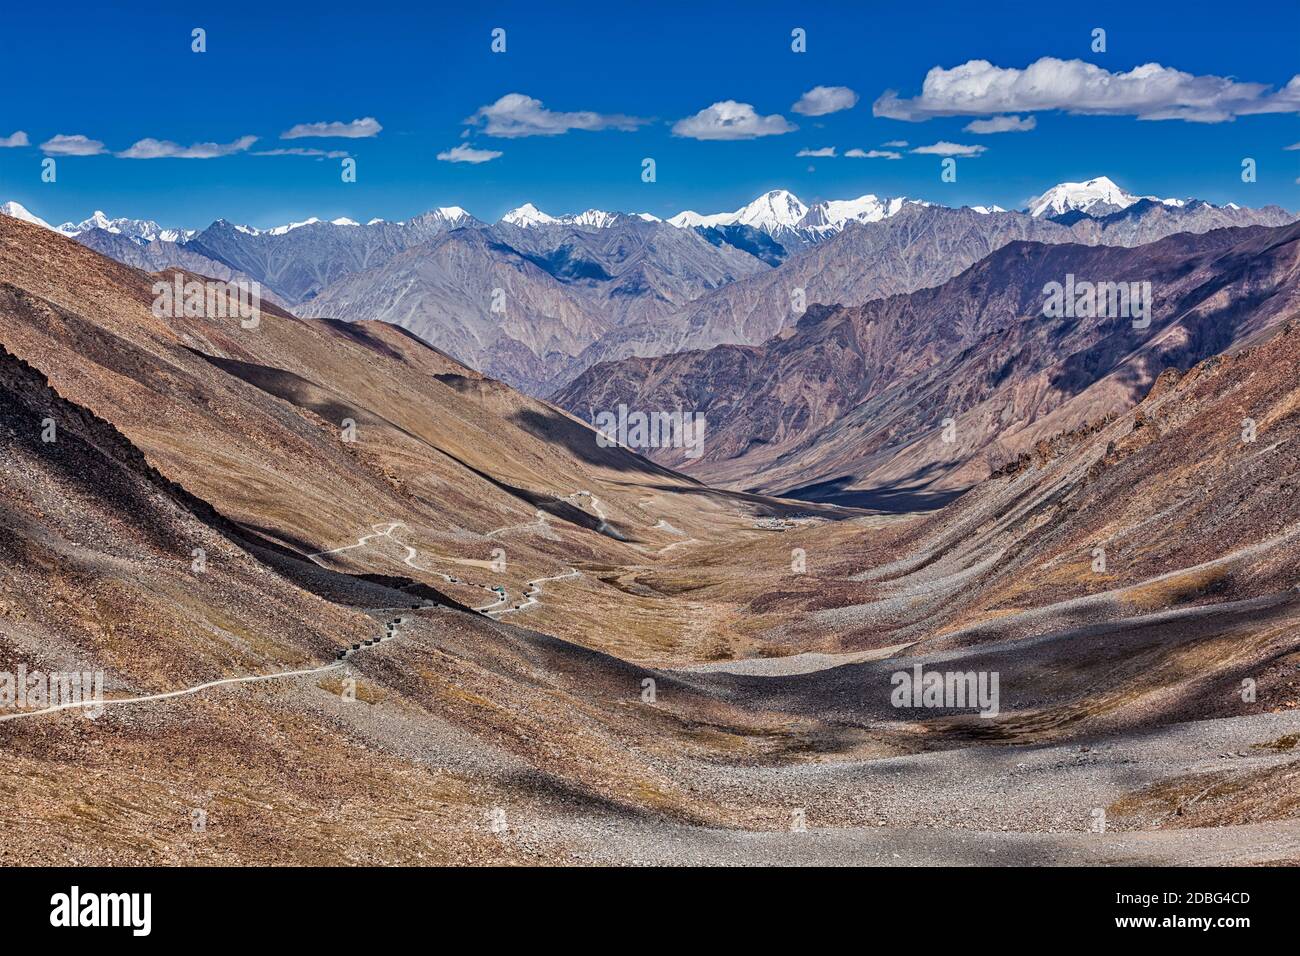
[1,0,1297,229]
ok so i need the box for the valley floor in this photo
[4,515,1298,866]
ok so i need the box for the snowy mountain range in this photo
[2,176,1268,252]
[667,189,931,247]
[4,178,1294,396]
[8,206,199,244]
[499,204,662,228]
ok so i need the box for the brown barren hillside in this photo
[2,216,1299,865]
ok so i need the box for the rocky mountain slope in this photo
[295,217,768,393]
[0,215,732,565]
[557,220,1300,505]
[603,199,1297,366]
[687,315,1300,750]
[71,228,286,308]
[181,207,482,304]
[292,192,1292,393]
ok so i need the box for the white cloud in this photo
[845,148,901,159]
[672,101,796,140]
[255,148,350,159]
[964,114,1036,134]
[882,140,909,147]
[796,146,837,157]
[117,135,257,159]
[874,57,1300,124]
[1285,142,1300,150]
[437,144,503,164]
[281,117,382,139]
[0,131,29,148]
[911,141,987,157]
[41,134,106,156]
[792,86,859,116]
[466,94,647,138]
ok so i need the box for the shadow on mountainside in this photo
[0,337,467,615]
[780,473,969,512]
[508,406,705,482]
[628,480,867,520]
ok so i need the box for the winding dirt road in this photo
[0,619,407,724]
[487,569,582,616]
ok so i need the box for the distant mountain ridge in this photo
[11,173,1278,257]
[564,196,1297,379]
[295,217,768,394]
[555,219,1300,507]
[4,181,1293,394]
[0,204,197,243]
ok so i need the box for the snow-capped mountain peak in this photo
[667,191,921,241]
[497,206,660,229]
[797,194,916,234]
[80,210,115,232]
[40,209,196,244]
[734,189,809,231]
[1025,177,1211,219]
[1026,176,1139,218]
[59,211,113,235]
[666,190,811,235]
[267,217,322,236]
[0,201,54,231]
[565,209,620,229]
[233,210,431,236]
[666,209,723,228]
[250,215,368,235]
[500,203,557,227]
[427,206,471,225]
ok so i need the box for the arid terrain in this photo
[2,214,1298,866]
